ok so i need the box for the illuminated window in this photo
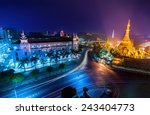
[14,46,17,50]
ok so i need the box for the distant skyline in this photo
[0,0,150,37]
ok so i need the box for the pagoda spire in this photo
[123,20,131,40]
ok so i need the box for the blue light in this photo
[31,45,34,48]
[13,46,17,50]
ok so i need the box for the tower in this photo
[20,31,30,54]
[20,31,27,42]
[60,30,65,37]
[119,20,133,46]
[112,29,115,38]
[73,33,79,50]
[117,20,136,57]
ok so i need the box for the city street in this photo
[0,50,150,98]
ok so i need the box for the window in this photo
[16,52,18,56]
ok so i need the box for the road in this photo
[1,50,150,98]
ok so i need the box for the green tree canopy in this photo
[59,63,65,69]
[46,66,53,72]
[0,69,14,78]
[11,73,24,83]
[30,69,40,76]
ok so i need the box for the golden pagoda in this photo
[104,38,111,50]
[117,20,137,58]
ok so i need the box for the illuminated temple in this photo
[116,20,144,58]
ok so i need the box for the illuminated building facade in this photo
[12,31,79,62]
[116,20,136,57]
[116,20,144,58]
[0,34,14,71]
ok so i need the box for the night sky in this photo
[0,0,150,36]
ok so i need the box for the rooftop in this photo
[12,36,73,44]
[28,36,72,43]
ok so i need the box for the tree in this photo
[93,42,103,53]
[54,51,59,64]
[40,58,46,67]
[18,59,28,72]
[46,52,52,66]
[0,69,14,83]
[30,69,40,76]
[46,66,53,72]
[46,66,53,76]
[111,49,120,58]
[11,73,24,86]
[78,44,83,52]
[30,56,38,69]
[2,69,14,77]
[59,63,65,69]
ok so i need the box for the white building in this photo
[12,31,79,62]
